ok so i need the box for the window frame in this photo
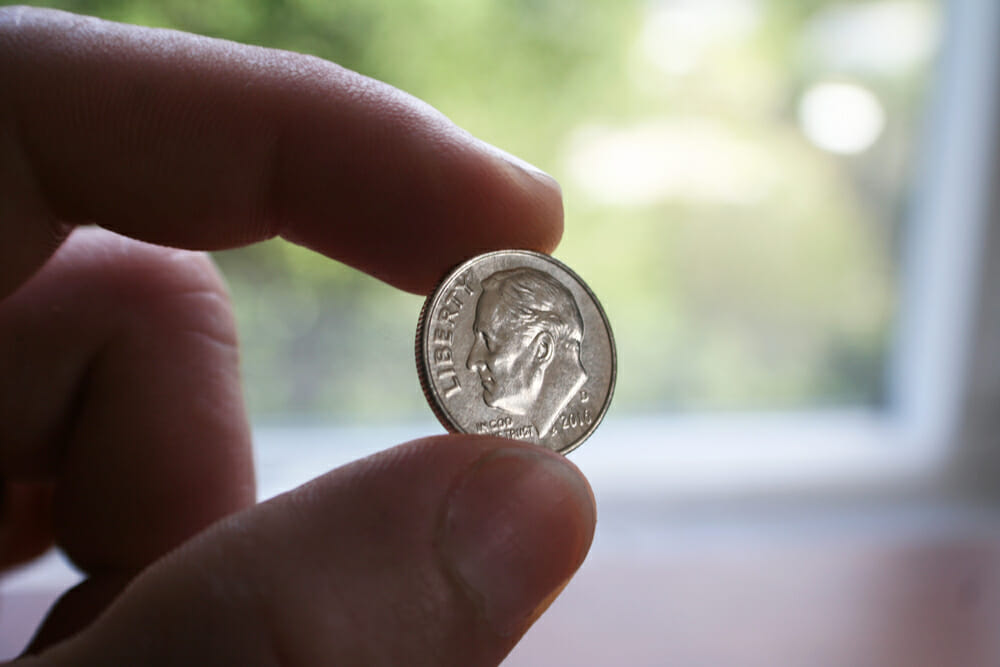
[249,0,1000,505]
[553,0,1000,503]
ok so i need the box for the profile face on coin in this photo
[467,267,589,437]
[417,250,615,455]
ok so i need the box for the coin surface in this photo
[416,250,616,455]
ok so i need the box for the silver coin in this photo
[416,250,616,455]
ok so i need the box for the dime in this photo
[416,250,616,455]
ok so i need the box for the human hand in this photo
[0,7,594,665]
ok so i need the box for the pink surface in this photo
[4,521,1000,666]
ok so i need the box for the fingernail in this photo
[474,139,562,192]
[438,447,595,637]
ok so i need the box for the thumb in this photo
[26,435,595,666]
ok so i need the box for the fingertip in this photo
[457,139,565,269]
[474,141,564,236]
[278,107,566,295]
[436,440,595,638]
[30,435,594,666]
[470,137,565,252]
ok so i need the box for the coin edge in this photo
[414,250,617,455]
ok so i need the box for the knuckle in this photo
[61,230,238,347]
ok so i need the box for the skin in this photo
[0,7,595,666]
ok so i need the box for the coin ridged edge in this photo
[415,280,462,435]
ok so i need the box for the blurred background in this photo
[6,0,1000,665]
[33,0,939,419]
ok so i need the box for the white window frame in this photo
[248,0,1000,505]
[578,0,1000,502]
[563,0,1000,502]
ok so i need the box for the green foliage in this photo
[15,0,939,419]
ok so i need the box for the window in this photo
[212,0,941,426]
[4,0,988,499]
[6,1,1000,663]
[17,0,964,497]
[200,0,955,498]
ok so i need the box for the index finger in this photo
[0,7,562,296]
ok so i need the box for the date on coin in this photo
[416,250,616,455]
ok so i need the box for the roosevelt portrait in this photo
[466,267,588,437]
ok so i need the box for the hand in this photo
[0,7,594,665]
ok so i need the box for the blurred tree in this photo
[11,0,939,420]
